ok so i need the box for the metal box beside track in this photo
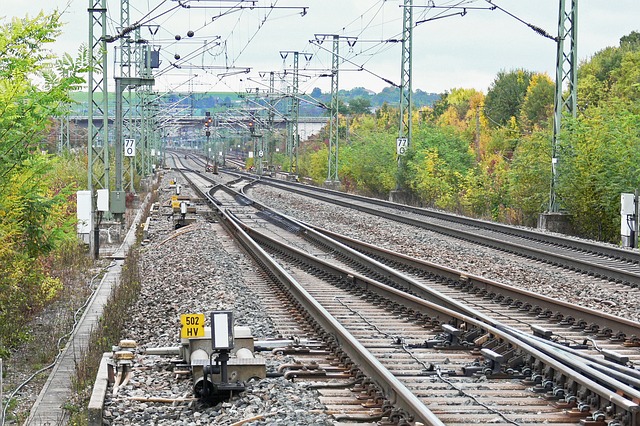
[183,326,266,384]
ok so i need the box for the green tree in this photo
[340,115,397,196]
[484,69,534,128]
[347,97,372,115]
[403,124,475,210]
[558,101,640,242]
[519,73,554,132]
[506,131,551,225]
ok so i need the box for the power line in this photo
[484,0,558,42]
[310,38,399,88]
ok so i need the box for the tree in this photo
[0,12,86,352]
[484,69,533,128]
[519,73,554,132]
[339,114,397,196]
[404,124,475,209]
[620,31,640,51]
[558,101,640,242]
[347,97,372,115]
[506,132,551,225]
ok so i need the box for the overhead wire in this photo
[308,0,483,87]
[484,0,557,41]
[229,0,278,67]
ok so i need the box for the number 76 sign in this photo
[124,138,136,157]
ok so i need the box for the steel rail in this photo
[229,180,640,418]
[166,161,444,425]
[242,176,640,286]
[313,225,640,343]
[212,207,446,425]
[232,209,640,421]
[251,174,640,265]
[175,163,640,424]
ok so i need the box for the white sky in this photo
[2,0,639,95]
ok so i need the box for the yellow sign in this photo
[180,313,205,339]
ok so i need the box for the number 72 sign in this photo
[124,138,136,157]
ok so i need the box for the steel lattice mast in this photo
[290,51,300,174]
[327,35,340,184]
[87,0,109,194]
[117,0,131,195]
[280,51,303,174]
[396,0,413,190]
[399,0,413,153]
[549,0,578,213]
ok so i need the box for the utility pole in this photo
[288,51,299,174]
[548,0,578,213]
[88,0,109,258]
[314,34,356,186]
[88,0,109,194]
[328,35,340,185]
[280,51,311,175]
[399,0,413,153]
[391,0,413,199]
[119,0,138,194]
[58,115,70,153]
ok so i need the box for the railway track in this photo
[237,173,640,288]
[168,157,640,425]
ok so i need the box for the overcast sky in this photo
[3,0,639,95]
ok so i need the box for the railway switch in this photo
[531,325,553,340]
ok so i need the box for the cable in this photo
[435,367,522,425]
[484,0,557,42]
[229,1,277,67]
[310,39,399,88]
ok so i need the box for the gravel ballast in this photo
[102,171,332,425]
[103,172,639,424]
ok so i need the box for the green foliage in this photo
[520,74,554,132]
[288,31,640,242]
[460,154,510,221]
[506,131,551,226]
[0,12,87,352]
[339,115,397,196]
[298,141,328,184]
[484,69,534,128]
[403,124,475,210]
[557,100,640,242]
[577,33,640,108]
[346,97,373,115]
[445,88,478,119]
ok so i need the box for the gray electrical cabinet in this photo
[110,190,127,214]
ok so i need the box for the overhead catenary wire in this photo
[310,38,399,88]
[484,0,558,42]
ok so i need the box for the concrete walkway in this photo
[26,197,148,426]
